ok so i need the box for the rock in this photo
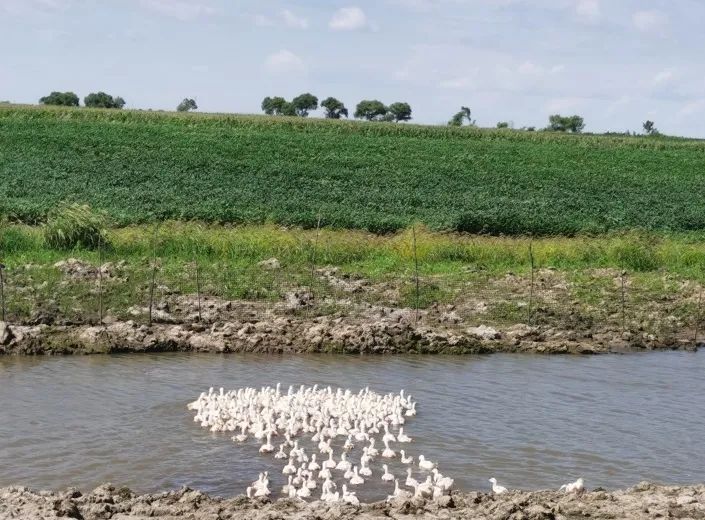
[284,291,314,310]
[0,321,13,345]
[467,325,501,340]
[258,258,281,270]
[439,311,463,324]
[505,323,538,340]
[53,498,81,518]
[437,495,455,508]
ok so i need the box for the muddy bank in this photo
[2,482,704,519]
[0,311,697,356]
[0,293,698,356]
[1,259,700,356]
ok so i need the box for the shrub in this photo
[44,203,109,250]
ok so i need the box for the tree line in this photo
[262,94,412,122]
[39,91,199,112]
[35,90,662,136]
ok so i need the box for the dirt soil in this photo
[1,260,700,356]
[2,482,704,519]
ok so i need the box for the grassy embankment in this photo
[1,223,704,339]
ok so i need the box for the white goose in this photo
[307,454,320,471]
[405,467,419,488]
[335,452,352,472]
[382,438,396,458]
[274,444,287,460]
[489,477,508,494]
[359,458,372,477]
[418,454,436,470]
[381,464,394,482]
[400,450,413,464]
[342,484,360,506]
[282,458,296,475]
[560,478,585,495]
[387,479,412,501]
[323,451,336,469]
[397,427,412,443]
[349,466,365,485]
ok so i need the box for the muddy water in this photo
[1,352,704,500]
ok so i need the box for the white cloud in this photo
[264,49,306,75]
[632,10,668,34]
[652,69,674,86]
[281,9,308,29]
[546,97,585,113]
[254,9,308,29]
[678,99,705,118]
[139,0,215,21]
[254,14,275,27]
[439,75,478,89]
[329,7,368,31]
[576,0,600,22]
[0,0,71,15]
[518,61,542,75]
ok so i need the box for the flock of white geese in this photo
[188,384,584,503]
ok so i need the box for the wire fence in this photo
[0,235,703,348]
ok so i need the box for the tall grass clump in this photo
[43,203,109,250]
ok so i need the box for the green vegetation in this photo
[321,97,348,119]
[547,114,585,133]
[448,106,474,127]
[39,91,80,107]
[1,105,705,235]
[43,203,108,250]
[83,92,125,109]
[1,223,704,337]
[176,98,198,112]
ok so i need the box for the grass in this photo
[2,105,705,235]
[1,223,703,339]
[3,223,705,277]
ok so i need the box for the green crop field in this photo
[1,104,704,235]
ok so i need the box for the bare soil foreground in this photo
[0,302,698,356]
[1,257,701,356]
[0,291,699,356]
[2,482,705,520]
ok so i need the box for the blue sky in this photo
[1,0,704,137]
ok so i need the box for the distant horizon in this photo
[5,101,704,140]
[1,0,703,137]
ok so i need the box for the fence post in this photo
[412,225,420,327]
[97,235,103,326]
[308,215,322,315]
[148,225,159,327]
[0,263,5,323]
[695,287,702,348]
[528,240,535,325]
[195,260,202,322]
[620,270,627,336]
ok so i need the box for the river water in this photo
[1,352,704,499]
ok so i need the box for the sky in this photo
[1,0,704,137]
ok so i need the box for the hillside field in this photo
[1,105,704,235]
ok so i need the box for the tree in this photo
[643,120,659,135]
[354,100,388,121]
[321,97,348,119]
[547,114,585,133]
[291,93,318,117]
[84,92,125,109]
[388,102,412,122]
[261,96,296,116]
[496,121,509,129]
[39,91,79,107]
[448,106,475,126]
[177,98,198,112]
